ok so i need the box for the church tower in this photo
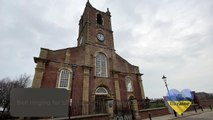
[32,1,145,116]
[77,1,114,50]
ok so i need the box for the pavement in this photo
[143,109,213,120]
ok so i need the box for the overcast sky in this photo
[0,0,213,98]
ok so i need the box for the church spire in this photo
[86,0,92,7]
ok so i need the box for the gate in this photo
[114,100,134,120]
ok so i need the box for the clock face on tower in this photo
[96,33,105,42]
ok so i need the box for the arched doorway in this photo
[95,87,108,113]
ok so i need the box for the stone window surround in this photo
[56,67,73,90]
[96,12,104,26]
[95,87,108,95]
[95,52,108,77]
[125,76,134,92]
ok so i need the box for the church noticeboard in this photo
[10,88,69,117]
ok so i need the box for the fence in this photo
[113,100,133,120]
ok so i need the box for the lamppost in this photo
[162,75,177,117]
[162,75,171,97]
[68,64,78,120]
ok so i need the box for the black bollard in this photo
[148,112,152,120]
[68,106,71,120]
[193,106,197,112]
[173,110,177,117]
[209,105,212,110]
[200,106,203,111]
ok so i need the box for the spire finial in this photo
[86,0,92,7]
[106,8,111,16]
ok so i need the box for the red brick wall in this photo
[69,47,85,64]
[200,100,213,107]
[41,49,66,88]
[118,74,128,101]
[72,67,84,115]
[132,75,142,100]
[41,62,58,88]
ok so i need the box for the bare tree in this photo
[0,74,31,114]
[14,74,31,88]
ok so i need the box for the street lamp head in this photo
[162,75,167,82]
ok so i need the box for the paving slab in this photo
[143,109,213,120]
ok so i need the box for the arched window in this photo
[97,13,103,25]
[58,69,71,89]
[96,53,107,77]
[125,77,133,92]
[95,87,108,95]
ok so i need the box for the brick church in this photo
[32,1,145,116]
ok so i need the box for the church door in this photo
[95,95,107,113]
[95,87,108,113]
